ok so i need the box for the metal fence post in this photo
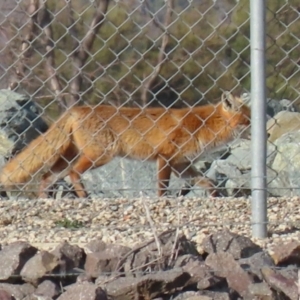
[250,0,268,238]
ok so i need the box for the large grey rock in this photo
[84,243,131,278]
[266,141,279,166]
[241,93,298,118]
[205,139,277,196]
[269,131,300,196]
[244,282,276,300]
[0,241,37,281]
[0,283,35,299]
[270,240,300,266]
[225,139,276,169]
[201,230,262,259]
[122,232,199,276]
[35,280,60,299]
[0,89,48,157]
[20,251,60,284]
[272,131,300,170]
[225,173,251,197]
[239,251,275,280]
[205,252,253,298]
[206,159,247,196]
[104,269,191,300]
[267,98,298,117]
[82,158,188,198]
[176,255,223,290]
[206,160,242,183]
[267,111,300,143]
[0,290,15,300]
[173,291,231,300]
[261,267,298,300]
[172,291,211,300]
[58,282,108,300]
[225,140,252,171]
[51,241,86,274]
[84,239,107,253]
[225,167,279,197]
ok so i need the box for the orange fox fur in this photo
[0,91,251,198]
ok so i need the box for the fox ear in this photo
[221,91,240,111]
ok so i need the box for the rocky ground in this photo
[0,196,299,299]
[0,196,300,254]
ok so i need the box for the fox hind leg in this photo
[39,171,57,198]
[38,156,76,198]
[68,157,93,198]
[68,129,117,198]
[38,156,93,199]
[68,150,115,198]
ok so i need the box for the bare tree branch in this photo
[9,0,67,110]
[144,0,165,32]
[0,26,16,89]
[140,192,162,257]
[38,0,67,110]
[18,0,39,74]
[69,0,110,105]
[9,0,39,90]
[9,0,110,108]
[34,92,70,100]
[141,0,174,106]
[66,0,80,59]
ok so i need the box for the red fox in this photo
[0,91,251,198]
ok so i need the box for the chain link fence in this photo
[0,0,298,199]
[0,0,258,199]
[0,0,299,296]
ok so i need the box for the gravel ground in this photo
[0,196,300,255]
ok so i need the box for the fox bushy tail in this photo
[0,113,74,188]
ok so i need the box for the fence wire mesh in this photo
[0,0,299,297]
[0,0,257,199]
[0,0,298,198]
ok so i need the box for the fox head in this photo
[220,91,251,140]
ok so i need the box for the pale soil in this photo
[0,196,299,255]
